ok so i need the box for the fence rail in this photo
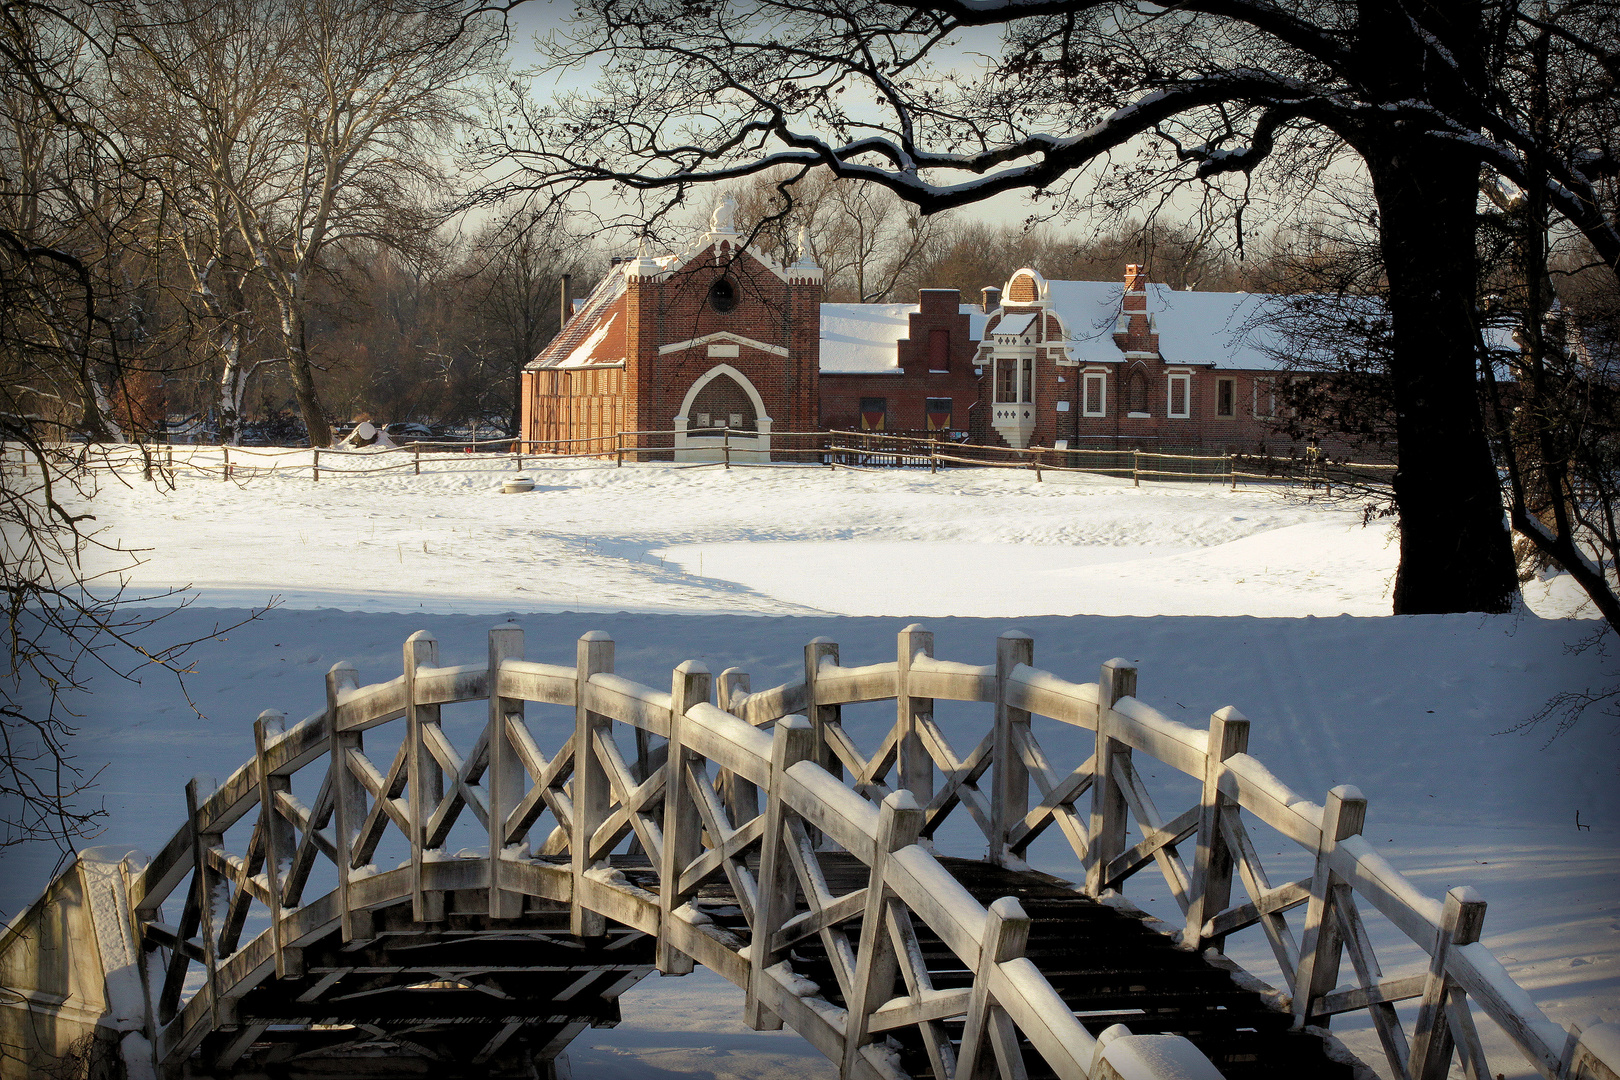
[22,431,1398,490]
[103,625,1611,1080]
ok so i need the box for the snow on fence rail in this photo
[34,431,1395,490]
[102,625,1614,1080]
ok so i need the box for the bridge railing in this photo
[120,625,1612,1080]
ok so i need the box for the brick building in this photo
[819,291,988,435]
[978,265,1305,453]
[522,196,823,462]
[523,207,1322,458]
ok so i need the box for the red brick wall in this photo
[822,290,983,433]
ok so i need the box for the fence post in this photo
[803,637,841,782]
[746,716,814,1031]
[956,896,1032,1080]
[616,430,624,467]
[659,660,712,975]
[1132,449,1140,487]
[992,631,1034,867]
[842,790,924,1076]
[312,447,319,482]
[716,668,759,823]
[1292,784,1366,1029]
[1228,454,1235,490]
[414,443,421,476]
[723,428,731,469]
[1185,706,1249,950]
[487,625,526,920]
[1086,658,1136,896]
[896,625,935,810]
[404,631,445,923]
[326,661,369,941]
[515,439,522,471]
[1410,886,1489,1080]
[254,710,300,978]
[570,631,615,937]
[222,444,230,482]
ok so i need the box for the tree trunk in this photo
[1367,137,1518,614]
[282,309,332,448]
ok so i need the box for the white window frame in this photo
[1082,372,1107,416]
[1166,373,1191,419]
[1253,377,1276,418]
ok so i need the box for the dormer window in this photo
[708,277,737,312]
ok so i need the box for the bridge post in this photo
[659,660,712,974]
[842,790,924,1077]
[1410,886,1488,1080]
[896,626,935,811]
[956,896,1032,1080]
[488,625,526,920]
[1292,784,1366,1030]
[254,710,301,978]
[991,631,1033,867]
[326,661,369,941]
[1085,659,1136,896]
[571,631,615,937]
[746,715,814,1031]
[405,632,446,923]
[1185,707,1249,951]
[717,669,759,824]
[183,776,224,1033]
[804,637,842,781]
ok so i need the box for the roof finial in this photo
[710,192,737,234]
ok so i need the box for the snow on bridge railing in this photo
[114,625,1614,1080]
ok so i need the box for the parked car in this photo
[384,422,437,442]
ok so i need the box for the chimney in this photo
[981,285,1001,313]
[559,273,571,334]
[1124,264,1147,292]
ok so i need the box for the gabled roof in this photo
[526,272,628,370]
[821,302,989,373]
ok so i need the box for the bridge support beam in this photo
[659,660,712,975]
[842,790,924,1077]
[991,631,1032,867]
[1086,659,1136,896]
[747,716,814,1031]
[489,624,527,920]
[572,631,615,937]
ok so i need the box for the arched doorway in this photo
[675,365,773,462]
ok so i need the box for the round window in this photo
[708,277,737,312]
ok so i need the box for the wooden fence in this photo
[29,432,1397,491]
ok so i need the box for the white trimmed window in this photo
[1082,372,1107,416]
[1167,373,1191,418]
[1253,377,1276,418]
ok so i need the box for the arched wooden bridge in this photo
[7,625,1615,1080]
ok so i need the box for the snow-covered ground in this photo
[12,453,1618,1079]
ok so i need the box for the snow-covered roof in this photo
[1042,279,1288,370]
[527,272,628,369]
[821,303,989,373]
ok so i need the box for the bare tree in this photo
[0,0,260,866]
[115,0,508,446]
[485,0,1620,617]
